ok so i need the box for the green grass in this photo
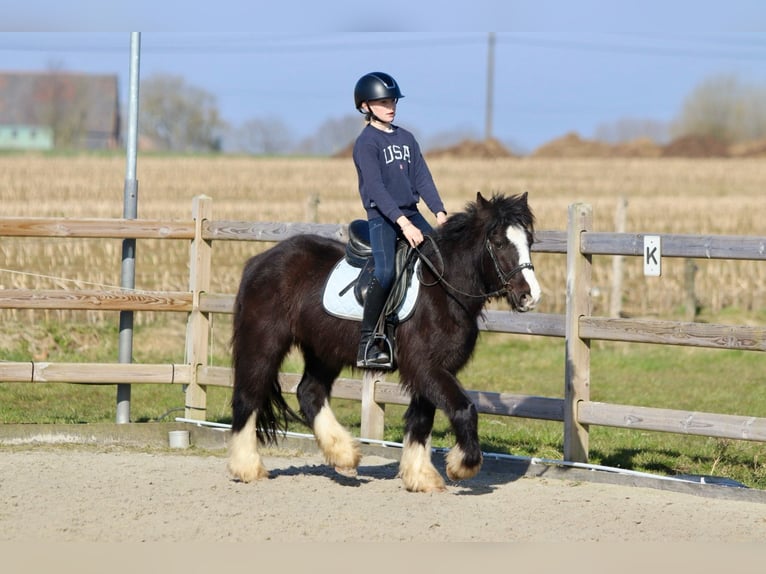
[0,319,764,489]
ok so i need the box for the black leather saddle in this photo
[344,219,415,315]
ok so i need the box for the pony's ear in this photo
[476,191,489,208]
[520,191,528,204]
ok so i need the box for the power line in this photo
[497,33,766,61]
[0,33,482,54]
[2,33,766,61]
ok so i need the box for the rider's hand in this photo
[402,222,424,247]
[436,211,448,226]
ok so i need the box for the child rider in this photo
[352,71,448,368]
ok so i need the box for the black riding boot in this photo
[357,277,392,369]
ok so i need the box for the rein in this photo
[412,236,534,300]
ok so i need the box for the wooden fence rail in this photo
[1,195,764,464]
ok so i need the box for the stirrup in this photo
[356,334,394,370]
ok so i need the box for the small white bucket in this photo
[168,430,190,449]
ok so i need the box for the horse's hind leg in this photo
[228,302,293,483]
[228,411,267,482]
[399,395,446,493]
[297,350,361,476]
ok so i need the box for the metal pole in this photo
[116,32,141,423]
[484,32,495,141]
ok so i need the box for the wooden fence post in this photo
[306,193,320,223]
[360,370,386,440]
[564,203,592,462]
[184,195,213,420]
[683,258,699,321]
[609,197,627,318]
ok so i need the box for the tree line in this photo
[137,74,365,155]
[136,72,766,155]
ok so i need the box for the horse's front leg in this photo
[406,371,483,488]
[443,395,483,482]
[399,394,446,492]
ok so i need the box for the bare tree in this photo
[36,61,89,149]
[671,74,766,144]
[139,74,225,152]
[295,114,364,155]
[229,117,294,155]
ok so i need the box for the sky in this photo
[3,2,766,153]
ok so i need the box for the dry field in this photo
[0,154,764,332]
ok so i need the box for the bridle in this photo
[413,235,534,300]
[484,239,535,291]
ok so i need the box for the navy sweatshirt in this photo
[353,123,445,223]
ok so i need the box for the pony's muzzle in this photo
[509,273,541,312]
[516,291,540,312]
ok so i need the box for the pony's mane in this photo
[439,192,535,244]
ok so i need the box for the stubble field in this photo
[1,153,764,323]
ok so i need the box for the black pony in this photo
[228,192,541,492]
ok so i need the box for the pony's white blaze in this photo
[506,224,542,308]
[314,400,362,474]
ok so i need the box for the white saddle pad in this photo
[322,258,420,322]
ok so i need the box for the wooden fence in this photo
[1,195,765,463]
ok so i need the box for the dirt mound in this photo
[426,137,515,159]
[610,137,663,158]
[335,132,745,160]
[531,132,613,158]
[661,134,729,158]
[728,138,766,158]
[532,132,664,158]
[333,137,515,160]
[332,142,354,158]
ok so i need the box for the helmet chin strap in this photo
[361,102,387,125]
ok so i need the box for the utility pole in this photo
[117,32,141,423]
[484,32,496,141]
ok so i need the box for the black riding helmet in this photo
[354,72,404,112]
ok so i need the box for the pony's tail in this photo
[230,299,306,445]
[254,377,305,446]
